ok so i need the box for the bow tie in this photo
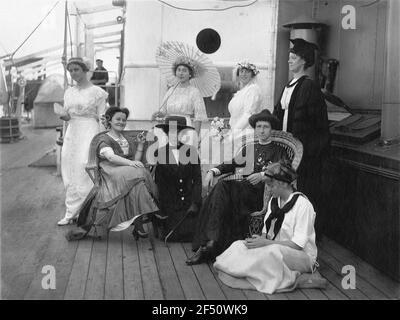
[285,75,306,88]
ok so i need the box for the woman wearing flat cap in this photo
[273,38,330,238]
[186,109,288,265]
[213,160,321,294]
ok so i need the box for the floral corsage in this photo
[210,117,230,140]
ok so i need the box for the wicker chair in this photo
[214,130,303,236]
[85,130,149,184]
[83,131,153,237]
[248,131,303,236]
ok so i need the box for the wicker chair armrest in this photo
[250,209,266,217]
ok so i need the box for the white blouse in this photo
[64,85,108,123]
[228,82,262,131]
[262,192,317,263]
[160,85,208,121]
[280,78,300,132]
[99,133,129,158]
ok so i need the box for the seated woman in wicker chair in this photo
[187,109,289,265]
[66,107,159,241]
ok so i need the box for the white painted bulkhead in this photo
[120,0,279,130]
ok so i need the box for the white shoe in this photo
[57,217,71,226]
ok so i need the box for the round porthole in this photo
[196,28,221,54]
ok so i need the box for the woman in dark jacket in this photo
[153,116,202,241]
[273,38,330,237]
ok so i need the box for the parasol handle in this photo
[157,80,181,113]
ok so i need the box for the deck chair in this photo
[83,130,154,237]
[213,130,303,236]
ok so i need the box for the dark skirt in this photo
[192,179,265,255]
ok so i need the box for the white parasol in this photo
[155,41,221,98]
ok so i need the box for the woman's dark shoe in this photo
[205,240,216,252]
[132,220,149,240]
[152,213,168,240]
[186,247,210,265]
[65,227,89,241]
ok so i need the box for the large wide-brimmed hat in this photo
[248,109,279,129]
[155,115,194,133]
[155,41,221,97]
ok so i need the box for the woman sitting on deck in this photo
[213,161,320,294]
[66,107,159,241]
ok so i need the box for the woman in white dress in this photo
[213,161,318,294]
[228,61,262,132]
[57,57,108,226]
[152,57,208,146]
[201,62,263,165]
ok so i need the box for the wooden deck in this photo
[1,125,399,300]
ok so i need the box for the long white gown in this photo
[61,85,108,220]
[228,80,262,133]
[213,192,318,294]
[199,80,263,165]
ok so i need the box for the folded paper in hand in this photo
[54,103,68,117]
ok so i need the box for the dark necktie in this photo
[264,193,302,240]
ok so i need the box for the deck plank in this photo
[320,237,400,299]
[121,230,144,300]
[64,238,94,300]
[152,237,185,300]
[243,289,267,300]
[319,248,389,300]
[105,232,124,300]
[167,243,205,300]
[283,289,309,300]
[84,237,108,299]
[23,224,79,300]
[2,166,66,299]
[318,260,368,300]
[208,262,248,300]
[136,235,163,300]
[182,243,225,300]
[299,288,328,300]
[265,292,289,300]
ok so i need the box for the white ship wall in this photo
[121,0,279,122]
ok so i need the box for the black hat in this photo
[248,109,279,129]
[264,161,298,184]
[155,115,194,133]
[289,38,319,68]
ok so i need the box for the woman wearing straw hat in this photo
[152,56,208,143]
[57,57,108,226]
